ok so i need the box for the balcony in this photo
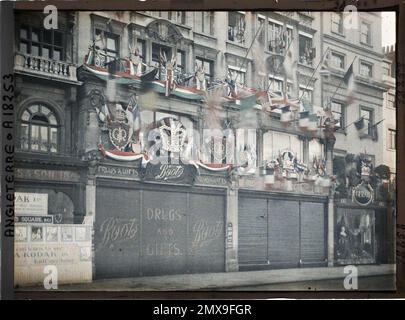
[14,52,79,84]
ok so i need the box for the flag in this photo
[354,117,365,130]
[308,114,318,132]
[343,61,355,105]
[299,111,310,129]
[280,105,292,123]
[320,50,331,78]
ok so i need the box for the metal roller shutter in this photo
[268,199,300,267]
[238,197,268,265]
[95,187,141,279]
[300,202,326,265]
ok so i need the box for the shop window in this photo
[331,52,345,69]
[331,101,345,129]
[194,11,214,35]
[360,61,373,77]
[94,29,119,65]
[19,24,64,60]
[228,12,246,44]
[331,12,344,34]
[299,34,315,66]
[360,21,371,45]
[20,104,59,153]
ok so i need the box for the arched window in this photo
[20,104,59,153]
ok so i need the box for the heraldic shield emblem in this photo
[109,119,132,150]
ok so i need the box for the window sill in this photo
[360,41,373,48]
[297,62,315,70]
[193,31,217,41]
[226,40,247,49]
[331,30,345,38]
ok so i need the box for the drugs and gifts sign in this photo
[15,192,48,216]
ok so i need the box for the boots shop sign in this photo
[352,182,374,206]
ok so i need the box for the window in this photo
[360,61,373,77]
[360,107,374,136]
[299,86,313,103]
[19,25,64,60]
[152,43,172,67]
[228,66,246,86]
[387,93,395,109]
[263,131,303,163]
[195,57,214,82]
[169,11,186,24]
[299,34,315,65]
[228,12,246,44]
[257,16,266,44]
[331,52,345,69]
[331,13,344,34]
[388,129,396,150]
[135,39,146,60]
[195,12,214,35]
[20,104,59,153]
[268,76,284,93]
[176,50,186,73]
[331,101,345,129]
[360,22,371,45]
[267,21,292,54]
[95,29,119,65]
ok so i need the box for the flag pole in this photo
[329,55,357,103]
[298,46,331,104]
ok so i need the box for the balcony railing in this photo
[14,52,78,83]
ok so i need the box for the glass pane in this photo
[31,28,40,42]
[54,48,61,61]
[50,127,58,153]
[106,36,117,51]
[42,46,51,59]
[31,44,39,56]
[31,125,40,151]
[20,123,29,150]
[19,41,28,53]
[20,27,28,39]
[29,104,39,114]
[21,110,30,122]
[41,105,51,116]
[40,126,48,151]
[156,112,178,122]
[54,32,63,46]
[49,114,57,125]
[43,30,52,44]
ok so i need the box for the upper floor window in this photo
[94,29,119,65]
[331,13,344,34]
[176,50,186,73]
[388,128,396,150]
[20,104,59,153]
[268,76,284,93]
[169,11,186,24]
[299,33,315,66]
[196,57,214,82]
[228,12,246,44]
[387,93,395,109]
[194,12,214,35]
[331,52,345,69]
[228,66,246,86]
[299,86,313,103]
[360,61,373,77]
[360,106,374,136]
[331,101,345,130]
[360,22,371,45]
[19,25,64,60]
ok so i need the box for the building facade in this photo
[13,11,395,280]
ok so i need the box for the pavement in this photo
[16,264,396,292]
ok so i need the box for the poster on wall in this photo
[335,209,375,265]
[15,192,48,216]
